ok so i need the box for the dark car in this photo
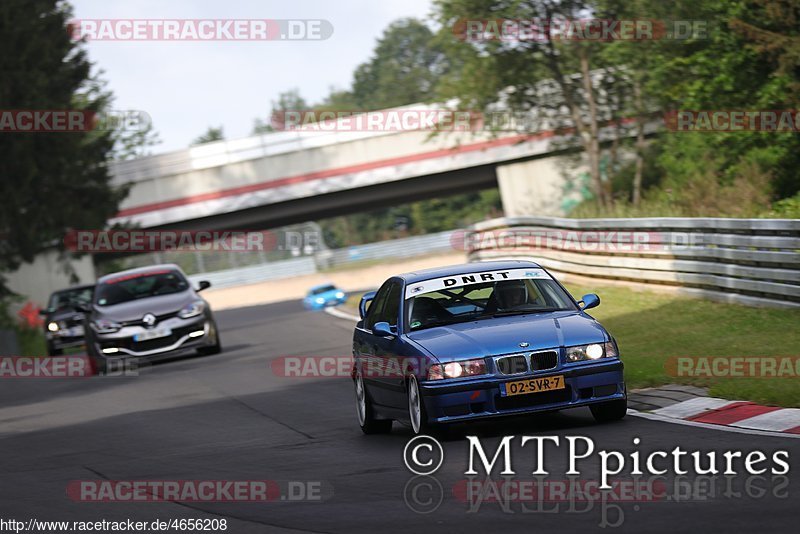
[39,284,95,356]
[352,260,626,436]
[83,264,221,373]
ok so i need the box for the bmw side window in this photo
[382,283,401,327]
[365,283,390,331]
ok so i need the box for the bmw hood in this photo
[406,311,608,362]
[92,291,198,323]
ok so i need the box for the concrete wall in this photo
[5,251,95,308]
[496,155,586,217]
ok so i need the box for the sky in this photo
[69,0,434,153]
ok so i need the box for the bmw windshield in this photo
[95,270,190,307]
[404,268,577,331]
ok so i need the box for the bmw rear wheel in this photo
[355,370,392,434]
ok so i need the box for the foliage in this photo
[191,126,225,145]
[0,0,127,305]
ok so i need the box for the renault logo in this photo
[142,313,156,327]
[519,342,529,348]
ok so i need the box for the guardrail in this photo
[465,216,800,309]
[320,231,455,269]
[187,257,316,289]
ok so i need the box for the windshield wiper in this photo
[490,307,557,317]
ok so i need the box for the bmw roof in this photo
[397,260,543,284]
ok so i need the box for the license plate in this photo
[62,326,84,337]
[501,375,565,397]
[134,328,171,342]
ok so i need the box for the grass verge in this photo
[335,284,800,407]
[566,284,800,407]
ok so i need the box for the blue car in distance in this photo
[351,260,626,435]
[304,283,347,310]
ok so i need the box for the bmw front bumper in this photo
[419,360,625,424]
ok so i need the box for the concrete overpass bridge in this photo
[110,105,650,231]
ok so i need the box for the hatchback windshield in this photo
[311,285,337,295]
[405,268,576,331]
[95,270,190,306]
[48,287,93,311]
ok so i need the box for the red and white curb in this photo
[324,307,360,322]
[634,397,800,437]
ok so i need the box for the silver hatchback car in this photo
[82,264,222,373]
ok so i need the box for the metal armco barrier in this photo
[187,256,316,289]
[465,217,800,309]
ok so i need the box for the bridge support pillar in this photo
[496,156,585,217]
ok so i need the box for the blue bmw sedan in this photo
[351,260,626,435]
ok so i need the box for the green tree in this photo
[350,18,449,110]
[253,88,309,134]
[191,126,225,145]
[434,0,642,208]
[0,0,127,300]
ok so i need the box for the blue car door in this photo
[357,280,405,409]
[370,281,407,409]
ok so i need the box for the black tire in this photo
[46,342,63,357]
[197,321,222,356]
[89,351,107,375]
[590,398,628,423]
[354,370,392,434]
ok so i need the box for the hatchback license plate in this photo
[134,328,171,342]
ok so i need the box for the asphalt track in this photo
[0,299,797,533]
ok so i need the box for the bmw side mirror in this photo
[372,321,395,337]
[580,293,600,310]
[197,280,211,292]
[38,309,49,318]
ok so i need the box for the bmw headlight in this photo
[92,319,121,334]
[315,297,325,304]
[566,341,618,362]
[47,321,60,332]
[179,301,205,319]
[335,291,345,298]
[427,358,487,380]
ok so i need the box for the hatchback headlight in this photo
[179,301,205,319]
[427,358,487,380]
[566,341,618,362]
[92,319,121,334]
